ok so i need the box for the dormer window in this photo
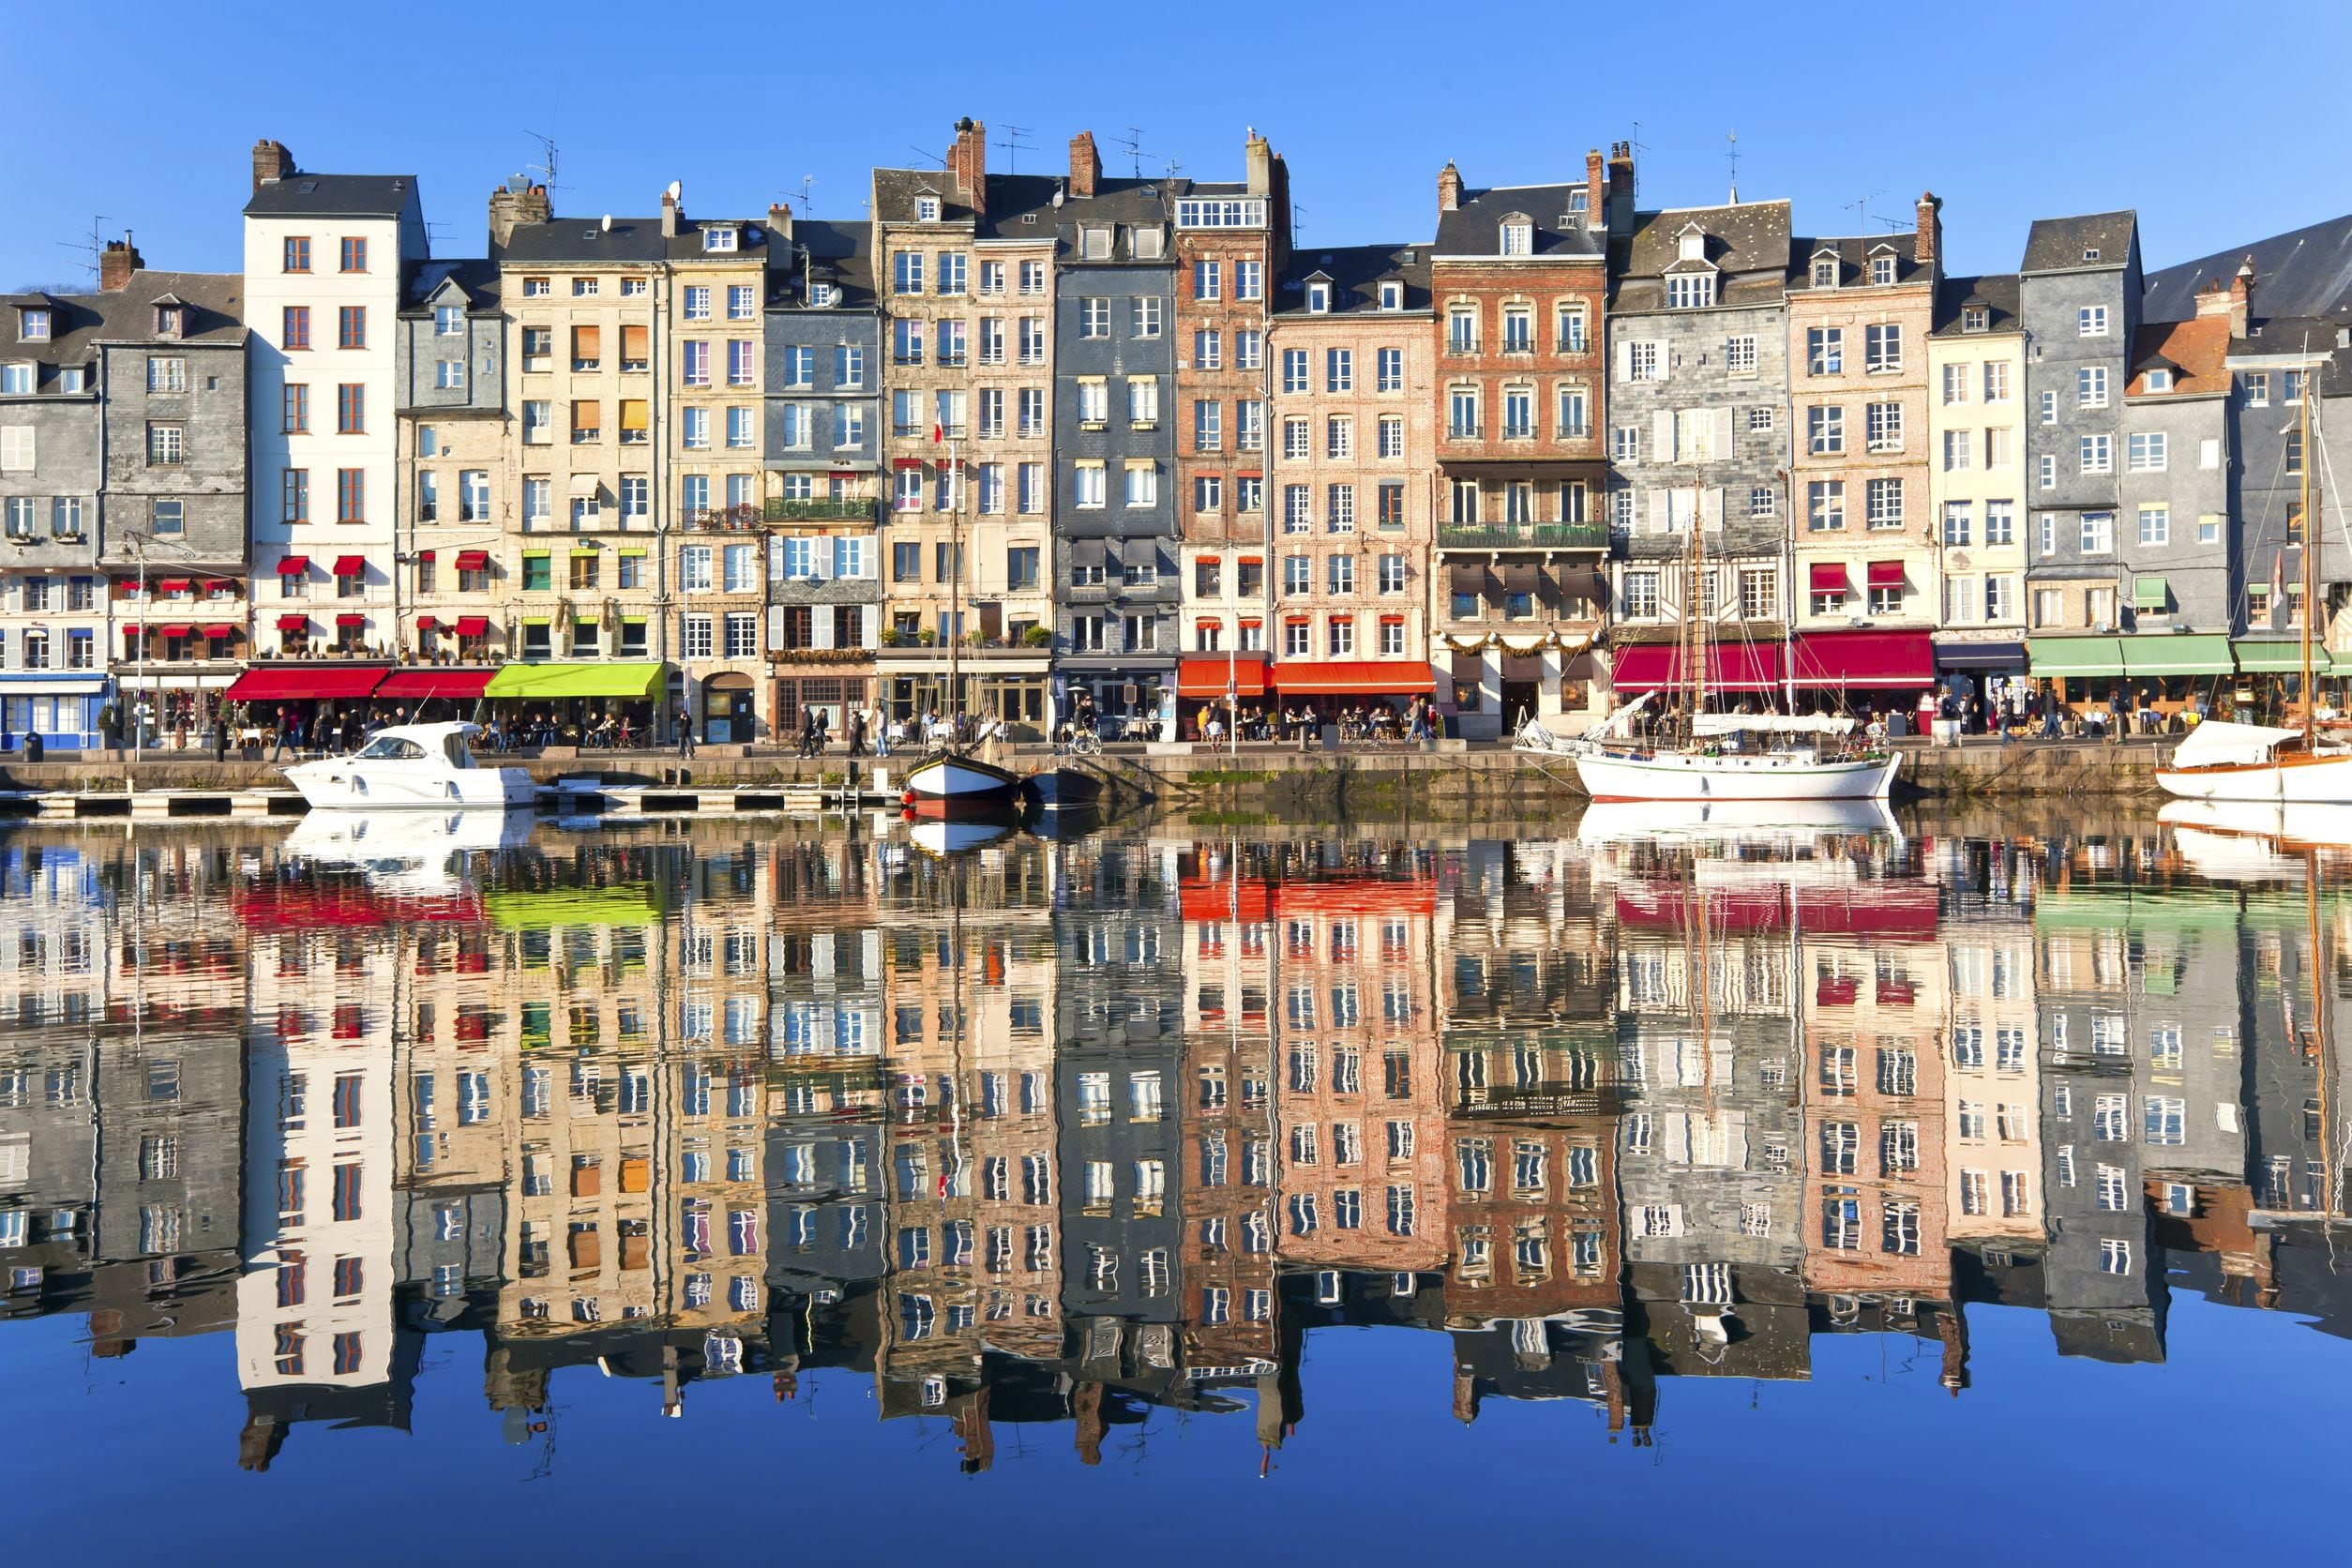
[155,305,184,339]
[808,282,836,308]
[2146,368,2174,392]
[702,225,739,252]
[1307,281,1332,313]
[2083,248,2101,262]
[1080,228,1111,261]
[1962,306,1988,333]
[1131,227,1164,261]
[916,196,941,222]
[1811,256,1838,288]
[1870,256,1895,286]
[1666,274,1714,309]
[1379,281,1403,311]
[1677,228,1706,263]
[18,308,51,341]
[1500,220,1533,256]
[1569,189,1590,214]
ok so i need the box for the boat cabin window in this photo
[443,733,477,769]
[356,736,428,761]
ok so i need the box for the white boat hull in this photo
[1573,747,1899,803]
[286,760,537,810]
[2157,751,2352,803]
[905,754,1022,818]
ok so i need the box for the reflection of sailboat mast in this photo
[2308,844,2334,1218]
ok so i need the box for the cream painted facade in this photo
[1927,284,2029,660]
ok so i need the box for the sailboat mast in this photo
[2301,370,2315,746]
[950,436,962,736]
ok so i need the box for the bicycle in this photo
[1063,731,1103,758]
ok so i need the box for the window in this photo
[1666,272,1714,309]
[2137,505,2169,547]
[1943,502,1973,546]
[1865,400,1903,452]
[2078,366,2108,408]
[1943,430,1972,472]
[337,306,366,350]
[1723,333,1756,374]
[2081,511,2115,553]
[1864,323,1902,372]
[1807,480,1846,532]
[1865,477,1904,529]
[1129,297,1162,338]
[1985,361,2010,401]
[146,423,185,465]
[2078,306,2108,338]
[1327,348,1353,392]
[1807,405,1845,455]
[281,305,310,351]
[2080,433,2113,475]
[1807,327,1843,376]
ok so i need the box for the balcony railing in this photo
[1440,522,1609,550]
[763,497,878,523]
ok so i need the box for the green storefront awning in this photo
[2133,576,2169,611]
[2028,636,2124,677]
[483,661,667,700]
[2232,640,2336,675]
[2120,633,2232,676]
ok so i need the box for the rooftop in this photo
[1435,182,1605,260]
[244,173,416,219]
[2020,211,2137,275]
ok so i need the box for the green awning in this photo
[483,660,666,700]
[2133,576,2169,611]
[2028,636,2124,677]
[2120,634,2232,676]
[2232,640,2336,675]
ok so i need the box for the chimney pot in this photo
[100,233,143,292]
[488,182,552,249]
[768,200,793,243]
[1438,160,1462,214]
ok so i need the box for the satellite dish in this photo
[601,215,613,233]
[1052,187,1065,208]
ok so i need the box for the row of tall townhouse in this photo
[12,133,2352,751]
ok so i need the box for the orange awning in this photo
[1269,659,1436,696]
[1177,656,1267,698]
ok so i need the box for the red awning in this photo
[453,550,490,571]
[1178,656,1268,698]
[377,668,496,701]
[893,458,924,469]
[155,578,190,594]
[1791,630,1937,689]
[1611,642,1787,693]
[275,556,309,576]
[277,614,309,633]
[206,580,239,596]
[415,550,435,564]
[223,665,391,702]
[333,555,367,576]
[336,612,367,627]
[1269,659,1436,696]
[415,615,438,630]
[454,615,490,636]
[1867,560,1907,589]
[155,624,191,639]
[201,624,235,639]
[1808,562,1849,594]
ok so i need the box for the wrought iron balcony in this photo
[1438,522,1609,550]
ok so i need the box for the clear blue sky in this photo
[8,1,2351,290]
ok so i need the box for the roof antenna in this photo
[58,215,109,285]
[1725,129,1740,205]
[905,144,948,169]
[1845,189,1887,234]
[1114,126,1152,179]
[991,124,1034,176]
[1628,122,1652,203]
[523,131,565,194]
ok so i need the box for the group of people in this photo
[1190,696,1445,746]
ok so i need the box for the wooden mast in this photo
[2300,360,2316,746]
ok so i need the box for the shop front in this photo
[1175,654,1269,740]
[0,672,110,752]
[1932,639,2029,731]
[2117,635,2234,731]
[699,671,756,744]
[1609,641,1787,706]
[772,660,874,742]
[480,661,665,749]
[374,668,497,723]
[1266,659,1437,738]
[1789,629,1937,721]
[220,664,395,751]
[2025,637,2125,729]
[1054,656,1175,742]
[878,651,1056,740]
[2229,640,2337,723]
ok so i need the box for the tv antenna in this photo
[1846,189,1887,234]
[991,124,1035,175]
[780,175,817,212]
[1290,202,1306,242]
[1113,126,1153,179]
[1628,122,1652,199]
[58,215,110,284]
[905,144,947,169]
[523,131,566,193]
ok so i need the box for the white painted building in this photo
[242,141,426,661]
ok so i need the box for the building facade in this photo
[1927,273,2028,696]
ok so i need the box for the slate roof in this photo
[872,167,973,227]
[1787,233,1928,292]
[496,217,671,264]
[2127,315,2230,397]
[401,257,501,315]
[1272,243,1432,317]
[1931,272,2021,337]
[2,271,245,391]
[1434,183,1605,259]
[1049,176,1174,257]
[973,173,1065,239]
[2020,211,2136,274]
[1614,200,1791,311]
[2142,212,2352,324]
[664,217,778,264]
[243,174,415,219]
[781,219,876,309]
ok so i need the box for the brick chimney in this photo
[659,180,682,238]
[1068,131,1100,199]
[250,138,294,194]
[1914,191,1943,269]
[1438,161,1462,214]
[1245,127,1273,197]
[488,181,552,249]
[949,117,988,217]
[2229,255,2254,338]
[767,200,793,244]
[99,233,143,292]
[1584,149,1606,228]
[1606,142,1636,234]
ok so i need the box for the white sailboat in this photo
[2159,356,2350,804]
[1556,515,1897,802]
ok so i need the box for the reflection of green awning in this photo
[2028,636,2124,676]
[2120,633,2232,676]
[2134,576,2169,611]
[484,661,666,700]
[2232,640,2335,675]
[485,885,660,929]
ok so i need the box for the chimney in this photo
[1584,149,1606,228]
[950,117,988,217]
[100,233,143,293]
[2194,277,2233,320]
[767,200,793,244]
[1438,161,1462,214]
[1068,131,1100,199]
[1245,127,1273,197]
[488,182,552,249]
[250,138,294,195]
[659,180,682,239]
[1914,191,1943,270]
[1606,142,1636,235]
[2230,255,2254,339]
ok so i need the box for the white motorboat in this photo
[2155,720,2352,803]
[284,722,536,811]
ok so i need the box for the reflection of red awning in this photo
[276,555,309,576]
[377,668,495,701]
[223,665,391,702]
[1795,884,1937,940]
[1617,885,1788,932]
[1809,562,1848,593]
[1817,976,1859,1006]
[333,555,367,576]
[1274,878,1437,917]
[453,550,490,571]
[1269,659,1435,696]
[1791,630,1936,689]
[201,624,235,639]
[454,615,490,636]
[1611,642,1786,693]
[235,884,478,930]
[1180,879,1273,923]
[277,614,309,633]
[1867,560,1907,589]
[1178,656,1268,698]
